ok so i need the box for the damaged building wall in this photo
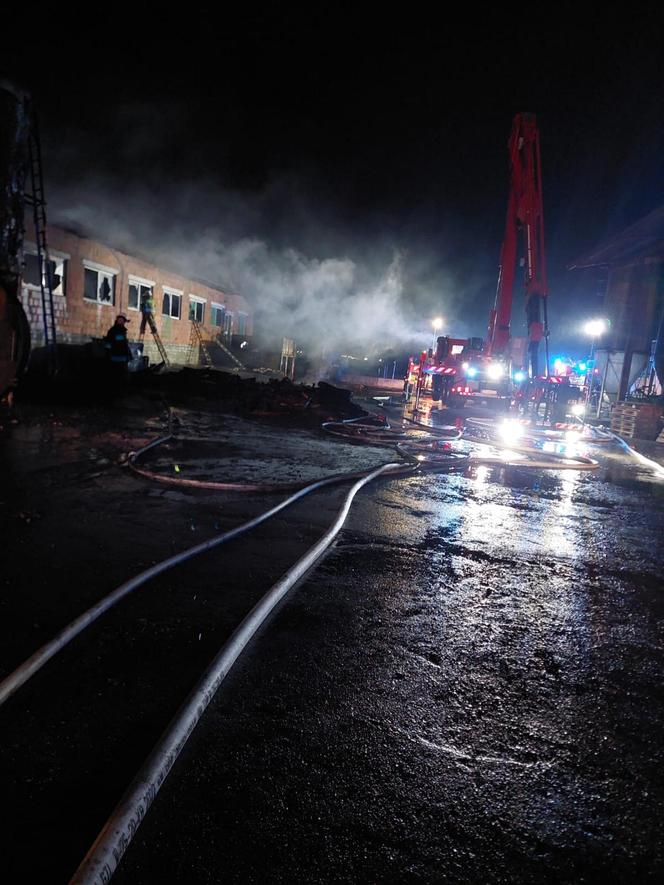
[20,224,252,365]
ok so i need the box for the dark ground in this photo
[1,392,663,883]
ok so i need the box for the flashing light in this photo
[578,362,587,372]
[553,358,566,374]
[513,370,526,383]
[499,419,522,444]
[571,403,585,416]
[565,430,581,444]
[462,361,469,370]
[466,366,478,378]
[487,362,504,380]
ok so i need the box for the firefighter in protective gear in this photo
[139,289,155,335]
[104,314,132,388]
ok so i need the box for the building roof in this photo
[569,205,664,269]
[53,221,242,300]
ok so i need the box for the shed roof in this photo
[569,205,664,269]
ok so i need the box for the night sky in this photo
[3,10,663,358]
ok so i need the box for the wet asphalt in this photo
[1,401,664,883]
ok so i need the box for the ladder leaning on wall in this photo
[24,106,58,371]
[187,320,212,367]
[214,333,246,371]
[139,313,170,367]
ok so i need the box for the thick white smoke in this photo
[49,171,496,356]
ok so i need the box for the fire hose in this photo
[68,461,411,885]
[1,406,607,885]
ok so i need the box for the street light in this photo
[584,318,608,343]
[582,318,609,414]
[431,317,443,351]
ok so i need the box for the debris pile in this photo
[145,369,366,424]
[8,346,377,426]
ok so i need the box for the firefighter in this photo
[139,289,155,335]
[104,314,133,390]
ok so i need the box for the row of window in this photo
[82,267,247,333]
[23,251,247,335]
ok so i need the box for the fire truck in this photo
[411,113,560,412]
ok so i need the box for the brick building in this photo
[20,225,252,366]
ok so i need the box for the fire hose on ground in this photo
[0,416,598,706]
[0,405,611,885]
[68,461,411,885]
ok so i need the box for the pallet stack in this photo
[610,402,663,440]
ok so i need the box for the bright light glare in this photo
[565,431,581,443]
[513,370,526,382]
[578,362,587,371]
[584,319,607,337]
[554,358,565,372]
[466,366,478,378]
[462,361,469,370]
[571,403,585,416]
[432,317,443,330]
[487,362,504,380]
[499,419,522,444]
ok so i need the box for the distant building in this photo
[570,206,664,401]
[20,225,252,367]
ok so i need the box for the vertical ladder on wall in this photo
[140,314,170,367]
[24,107,58,371]
[187,320,212,367]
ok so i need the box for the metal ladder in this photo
[187,320,212,367]
[25,108,58,371]
[139,313,170,367]
[214,333,246,370]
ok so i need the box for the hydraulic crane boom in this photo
[486,112,549,376]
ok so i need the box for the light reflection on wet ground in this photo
[3,403,664,882]
[113,403,664,881]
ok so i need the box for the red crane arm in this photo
[487,113,549,376]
